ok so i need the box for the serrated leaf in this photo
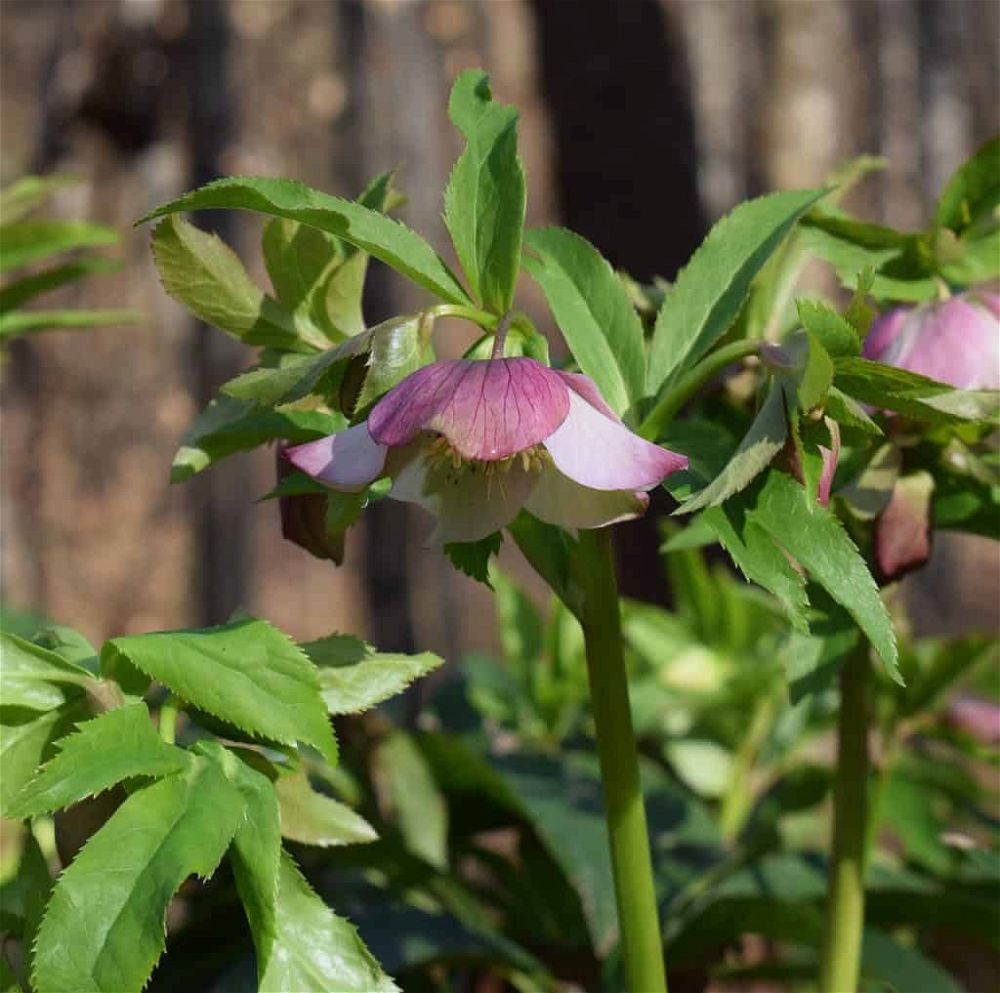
[101,618,337,762]
[780,329,834,412]
[152,215,328,352]
[192,740,281,979]
[523,227,645,416]
[934,135,1000,233]
[141,176,470,306]
[0,221,117,272]
[749,471,899,678]
[834,356,996,423]
[1,703,85,813]
[275,770,376,847]
[0,632,93,711]
[676,383,789,514]
[0,309,141,340]
[444,70,525,314]
[823,386,883,439]
[795,298,860,357]
[260,852,398,993]
[4,702,188,819]
[301,634,443,716]
[32,757,244,993]
[263,218,342,316]
[373,731,448,870]
[0,257,119,313]
[647,188,825,393]
[699,503,809,632]
[443,531,503,587]
[171,395,344,482]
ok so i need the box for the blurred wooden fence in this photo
[1,0,996,654]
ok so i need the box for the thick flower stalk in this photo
[288,355,687,543]
[864,290,1000,390]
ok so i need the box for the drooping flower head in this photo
[864,290,1000,390]
[287,356,687,544]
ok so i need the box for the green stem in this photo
[639,339,760,441]
[819,647,870,993]
[158,697,178,745]
[425,303,499,329]
[575,529,667,993]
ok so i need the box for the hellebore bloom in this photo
[864,290,1000,390]
[287,357,688,544]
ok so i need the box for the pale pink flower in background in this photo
[864,290,1000,390]
[288,357,687,544]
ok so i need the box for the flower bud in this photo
[864,290,1000,390]
[276,444,345,564]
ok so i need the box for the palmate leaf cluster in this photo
[0,177,141,342]
[0,618,442,993]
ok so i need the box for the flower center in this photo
[424,436,550,497]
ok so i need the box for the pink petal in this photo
[541,388,688,490]
[286,422,387,492]
[388,441,538,545]
[368,358,570,461]
[817,418,842,506]
[525,464,649,530]
[863,307,909,361]
[555,370,620,421]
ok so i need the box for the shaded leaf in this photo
[0,632,93,711]
[0,257,119,313]
[444,531,503,587]
[0,221,117,272]
[152,215,327,351]
[934,135,1000,233]
[0,309,141,340]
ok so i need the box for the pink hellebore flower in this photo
[287,357,688,544]
[864,290,1000,390]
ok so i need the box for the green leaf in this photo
[0,176,80,224]
[444,70,525,314]
[263,218,342,316]
[699,502,809,632]
[823,386,883,440]
[444,531,503,587]
[749,471,898,678]
[152,215,328,351]
[523,227,645,416]
[0,309,141,340]
[260,852,398,993]
[275,770,376,847]
[301,634,443,715]
[834,356,997,423]
[4,702,188,819]
[508,512,582,619]
[101,618,337,762]
[676,383,789,514]
[934,135,1000,233]
[0,221,117,272]
[141,176,471,306]
[0,829,50,978]
[171,395,344,483]
[32,756,244,993]
[373,731,448,870]
[0,704,84,812]
[779,329,834,412]
[193,740,282,980]
[0,632,93,711]
[0,257,119,313]
[795,298,860,357]
[354,314,425,411]
[647,188,826,393]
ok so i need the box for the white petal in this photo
[525,464,649,530]
[389,447,537,545]
[542,389,688,490]
[286,422,387,492]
